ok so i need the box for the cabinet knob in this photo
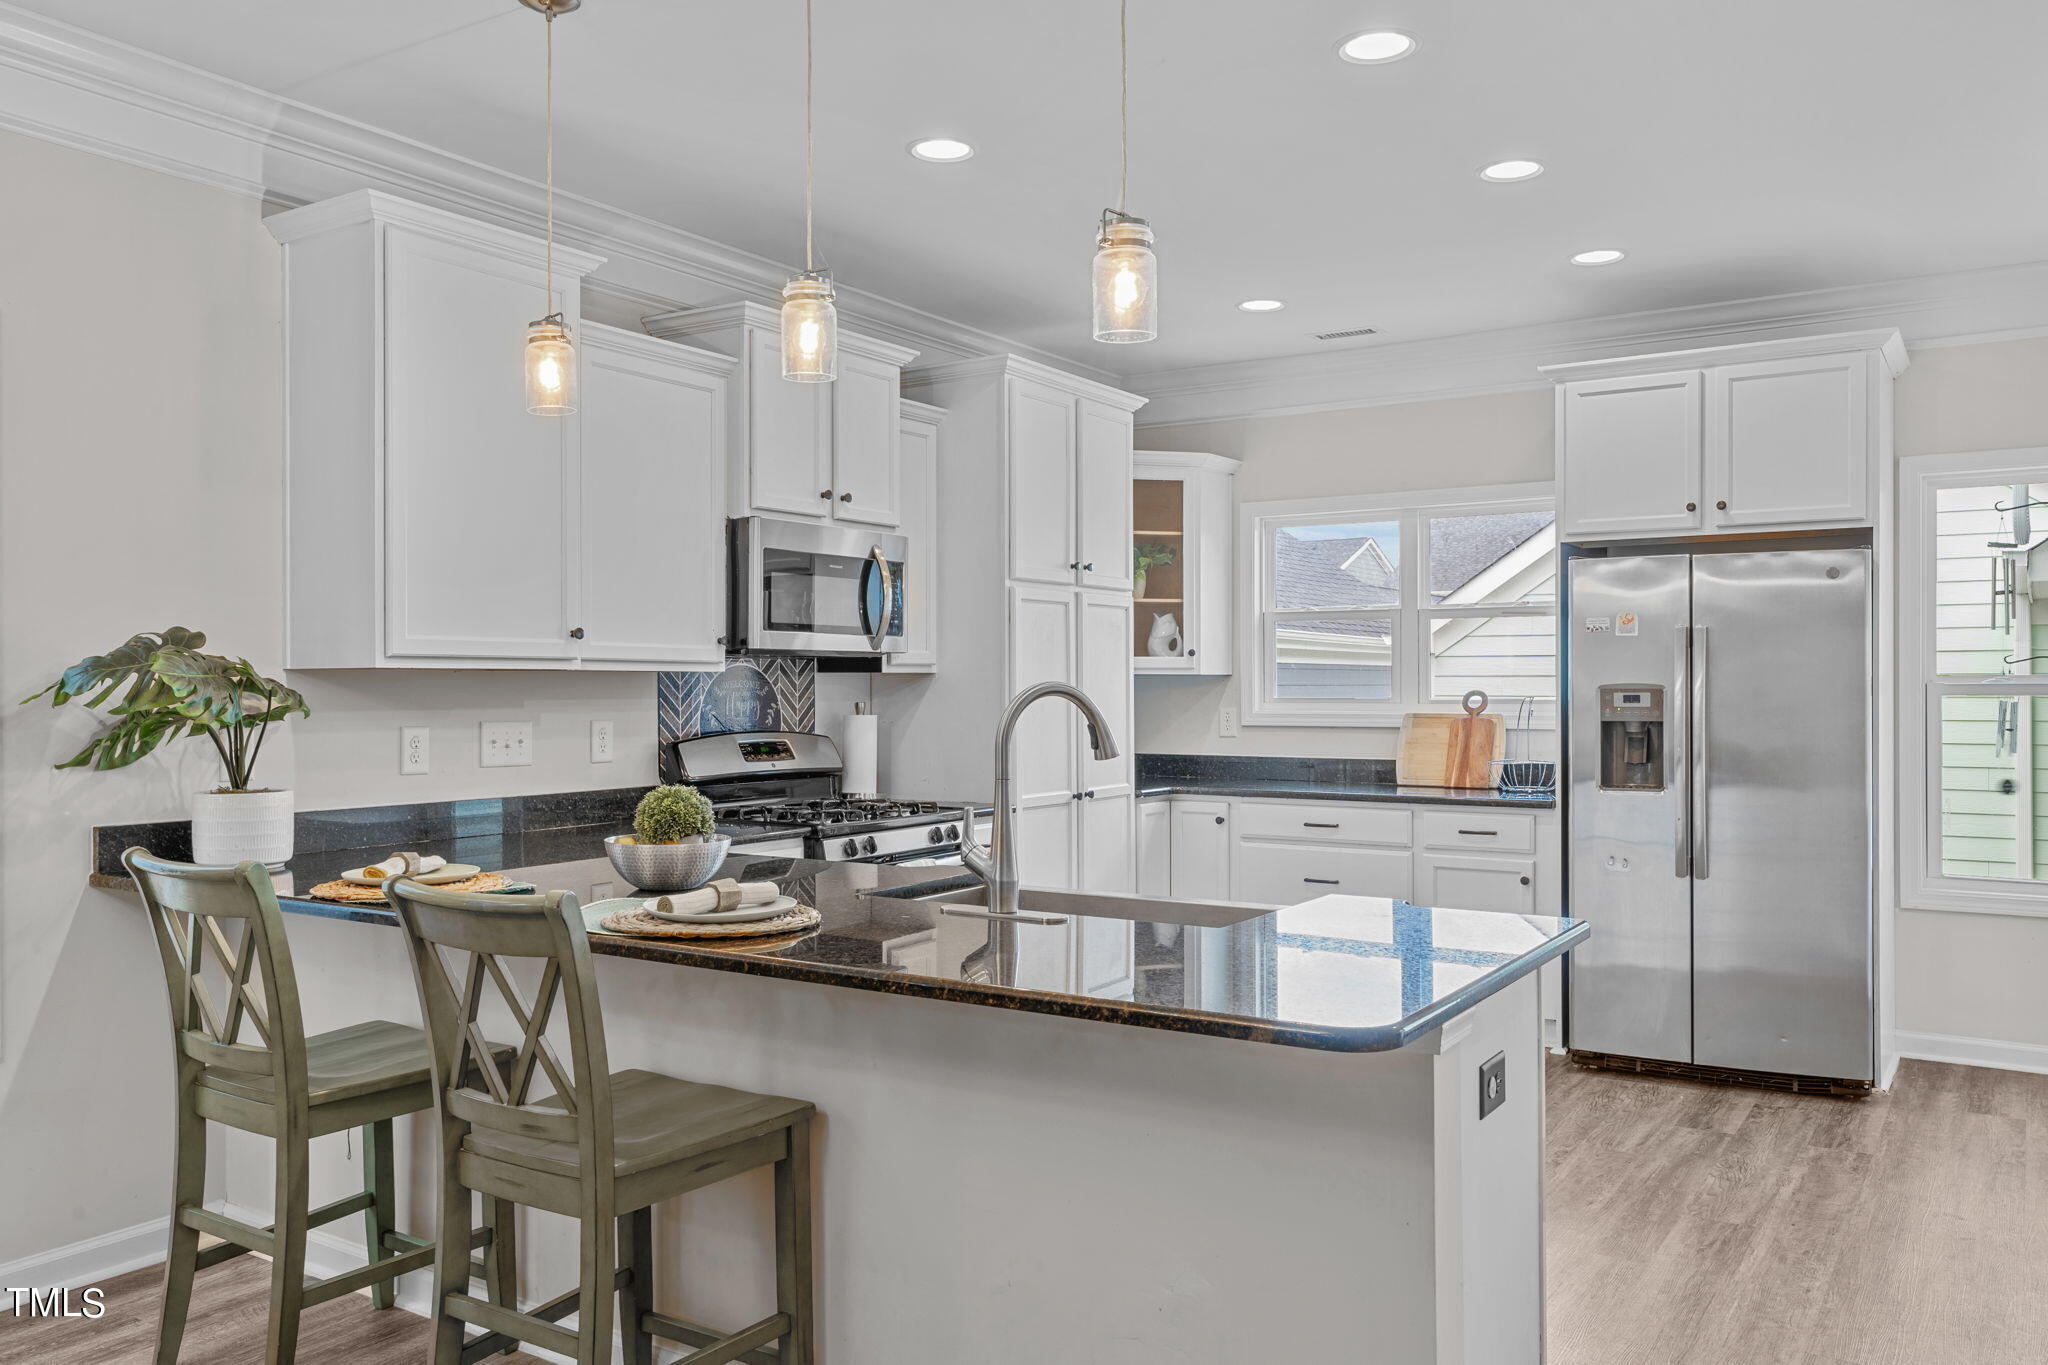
[1214,815,1225,825]
[1083,562,1095,572]
[1187,648,1196,657]
[1072,791,1083,801]
[820,489,834,500]
[1685,501,1697,512]
[1715,500,1727,510]
[840,492,853,502]
[569,627,585,640]
[1519,876,1531,886]
[1069,561,1081,571]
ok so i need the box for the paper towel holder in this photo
[842,701,880,798]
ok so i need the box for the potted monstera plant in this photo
[23,628,310,866]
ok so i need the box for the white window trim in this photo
[1237,481,1556,728]
[1900,446,2048,918]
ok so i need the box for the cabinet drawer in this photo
[1235,800,1411,847]
[1417,809,1536,854]
[1234,840,1412,906]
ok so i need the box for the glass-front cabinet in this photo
[1132,452,1239,676]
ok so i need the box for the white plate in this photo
[341,862,482,887]
[639,894,799,925]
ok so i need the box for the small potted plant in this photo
[1134,542,1177,599]
[605,783,731,891]
[23,628,310,867]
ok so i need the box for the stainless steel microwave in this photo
[728,516,909,657]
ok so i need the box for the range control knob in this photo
[946,824,961,841]
[928,825,945,844]
[841,838,859,858]
[862,835,878,855]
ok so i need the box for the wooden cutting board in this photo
[1397,692,1505,789]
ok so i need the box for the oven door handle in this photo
[866,544,896,652]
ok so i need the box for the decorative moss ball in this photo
[633,784,714,844]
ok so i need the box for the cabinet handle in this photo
[1187,648,1196,657]
[1071,791,1083,801]
[1715,500,1727,510]
[1083,562,1095,572]
[1083,789,1097,799]
[820,489,834,500]
[1685,501,1697,512]
[1304,877,1340,885]
[1303,821,1340,829]
[1457,828,1498,837]
[1519,876,1532,886]
[840,492,853,502]
[569,627,585,640]
[1214,815,1226,825]
[1069,561,1080,571]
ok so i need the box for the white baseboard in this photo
[1895,1030,2048,1076]
[0,1214,170,1291]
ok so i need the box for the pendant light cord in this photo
[1118,0,1128,215]
[804,0,816,272]
[544,6,556,315]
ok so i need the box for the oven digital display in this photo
[738,740,796,764]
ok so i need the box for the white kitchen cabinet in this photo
[1007,377,1083,586]
[643,302,918,527]
[1137,798,1171,896]
[1076,400,1137,591]
[1079,789,1136,894]
[1414,854,1537,915]
[1132,452,1240,675]
[1416,808,1537,855]
[1237,799,1410,847]
[1235,840,1414,905]
[882,400,945,672]
[269,191,632,671]
[1168,799,1232,901]
[1546,329,1907,543]
[576,324,733,669]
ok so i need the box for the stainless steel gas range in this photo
[668,729,971,867]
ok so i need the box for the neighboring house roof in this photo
[1429,512,1553,601]
[1273,531,1396,610]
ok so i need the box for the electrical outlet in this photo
[590,881,615,902]
[1479,1051,1508,1120]
[590,719,614,763]
[399,725,430,776]
[1219,706,1240,738]
[480,721,533,768]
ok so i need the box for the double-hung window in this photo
[1242,483,1557,726]
[1903,448,2048,914]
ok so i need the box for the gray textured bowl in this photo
[604,835,731,892]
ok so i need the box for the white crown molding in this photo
[0,2,1114,384]
[1127,261,2048,428]
[904,352,1149,412]
[1537,327,1909,382]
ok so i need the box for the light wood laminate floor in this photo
[1547,1054,2048,1365]
[0,1255,548,1364]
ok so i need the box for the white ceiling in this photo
[17,0,2048,377]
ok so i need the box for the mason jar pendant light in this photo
[1093,0,1157,344]
[782,0,837,382]
[521,0,578,415]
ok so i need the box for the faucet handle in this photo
[957,806,993,878]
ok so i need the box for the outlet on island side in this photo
[400,725,429,776]
[480,720,533,768]
[590,719,614,763]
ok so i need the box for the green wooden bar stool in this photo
[124,848,520,1365]
[387,876,817,1365]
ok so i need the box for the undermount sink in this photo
[863,880,1271,929]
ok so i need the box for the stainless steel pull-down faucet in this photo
[958,682,1120,917]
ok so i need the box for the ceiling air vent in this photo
[1313,326,1380,341]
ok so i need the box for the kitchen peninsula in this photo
[93,819,1583,1364]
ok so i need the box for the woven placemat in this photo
[586,898,821,940]
[308,872,524,905]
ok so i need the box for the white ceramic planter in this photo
[190,788,296,867]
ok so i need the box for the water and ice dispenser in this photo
[1597,684,1667,791]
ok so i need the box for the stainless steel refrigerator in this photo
[1564,548,1875,1085]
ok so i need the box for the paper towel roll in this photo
[842,711,879,796]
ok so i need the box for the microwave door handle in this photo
[866,544,895,651]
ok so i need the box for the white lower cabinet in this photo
[1168,799,1232,901]
[1413,854,1537,914]
[1235,840,1413,905]
[1137,798,1171,896]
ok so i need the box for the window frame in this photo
[1238,481,1557,727]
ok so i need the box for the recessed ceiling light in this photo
[1237,299,1286,312]
[907,138,975,163]
[1337,30,1417,64]
[1570,248,1626,266]
[1479,159,1544,182]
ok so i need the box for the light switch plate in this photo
[400,725,429,776]
[590,719,614,763]
[480,721,533,768]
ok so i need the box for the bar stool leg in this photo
[574,1208,617,1364]
[428,1128,473,1365]
[267,1134,311,1365]
[483,1194,520,1355]
[773,1115,815,1365]
[154,1081,207,1365]
[363,1120,398,1310]
[617,1208,654,1365]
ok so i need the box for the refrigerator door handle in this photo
[1692,625,1710,880]
[1674,624,1692,879]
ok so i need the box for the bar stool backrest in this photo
[123,848,310,1107]
[387,879,615,1178]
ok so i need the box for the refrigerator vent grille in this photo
[1567,1051,1874,1098]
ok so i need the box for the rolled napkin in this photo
[643,879,780,919]
[363,851,447,881]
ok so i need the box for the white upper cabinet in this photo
[577,325,734,669]
[882,400,945,673]
[644,302,918,528]
[1007,378,1082,585]
[1546,329,1907,543]
[1132,451,1239,676]
[1075,400,1136,590]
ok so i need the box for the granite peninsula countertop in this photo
[92,824,1585,1053]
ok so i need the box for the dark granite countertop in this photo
[92,826,1585,1053]
[1136,779,1554,810]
